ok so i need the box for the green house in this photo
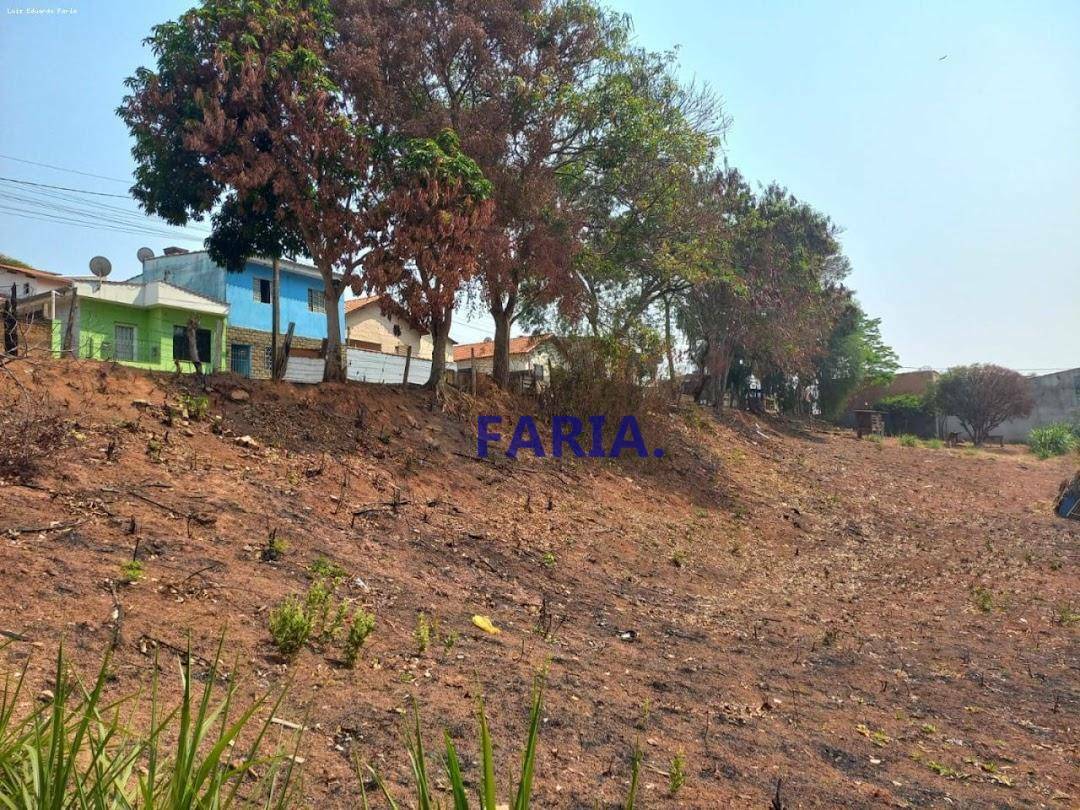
[25,278,229,372]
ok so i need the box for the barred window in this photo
[307,288,325,313]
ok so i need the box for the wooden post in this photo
[401,344,412,388]
[276,322,295,380]
[469,348,477,395]
[63,288,78,357]
[271,257,281,380]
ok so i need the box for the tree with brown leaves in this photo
[120,0,373,381]
[930,364,1034,445]
[336,0,625,388]
[361,130,493,388]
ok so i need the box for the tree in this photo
[360,130,493,388]
[566,48,727,342]
[120,0,374,381]
[930,364,1034,445]
[337,0,627,388]
[679,177,847,409]
[815,299,898,420]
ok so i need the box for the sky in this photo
[1,1,1077,368]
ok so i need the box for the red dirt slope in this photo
[1,359,1077,808]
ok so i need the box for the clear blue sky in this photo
[1,1,1077,368]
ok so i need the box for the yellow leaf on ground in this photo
[472,615,501,635]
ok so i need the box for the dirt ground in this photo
[1,359,1077,808]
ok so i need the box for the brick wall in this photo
[227,326,327,379]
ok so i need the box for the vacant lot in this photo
[1,360,1077,808]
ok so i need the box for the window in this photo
[254,277,272,304]
[533,363,545,380]
[114,324,136,362]
[307,288,325,313]
[23,283,31,295]
[392,323,402,337]
[264,346,274,370]
[172,325,212,363]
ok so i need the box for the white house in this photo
[344,295,454,364]
[0,261,71,301]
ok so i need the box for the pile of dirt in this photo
[1,358,1077,808]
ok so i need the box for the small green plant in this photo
[178,392,209,421]
[971,586,994,613]
[343,609,376,668]
[310,556,349,584]
[120,559,144,584]
[261,530,288,562]
[269,595,313,659]
[441,630,459,651]
[899,434,918,447]
[865,434,883,444]
[1028,423,1078,459]
[415,611,431,654]
[1052,603,1079,626]
[540,552,557,568]
[668,751,686,796]
[923,438,944,449]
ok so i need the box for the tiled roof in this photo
[0,262,71,285]
[453,334,549,362]
[345,296,381,314]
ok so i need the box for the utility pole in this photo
[271,257,281,380]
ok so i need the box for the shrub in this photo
[415,611,431,653]
[0,638,299,806]
[269,595,313,659]
[923,438,944,449]
[120,559,144,584]
[0,392,70,481]
[929,364,1033,445]
[669,751,687,796]
[899,434,918,447]
[1028,423,1078,459]
[343,609,375,668]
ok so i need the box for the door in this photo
[230,344,252,377]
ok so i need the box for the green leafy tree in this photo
[816,300,898,420]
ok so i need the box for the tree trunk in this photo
[491,305,512,390]
[321,273,346,382]
[425,313,451,389]
[185,317,204,382]
[663,294,677,401]
[271,257,281,381]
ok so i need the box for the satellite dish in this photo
[89,256,112,278]
[136,247,155,263]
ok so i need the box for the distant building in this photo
[344,295,454,365]
[15,276,228,373]
[133,249,344,379]
[840,370,938,428]
[0,261,71,300]
[452,334,559,390]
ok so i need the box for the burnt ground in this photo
[1,358,1077,808]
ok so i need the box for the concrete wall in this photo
[945,368,1080,442]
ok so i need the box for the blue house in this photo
[133,249,344,378]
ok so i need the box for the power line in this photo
[0,154,131,184]
[0,176,133,199]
